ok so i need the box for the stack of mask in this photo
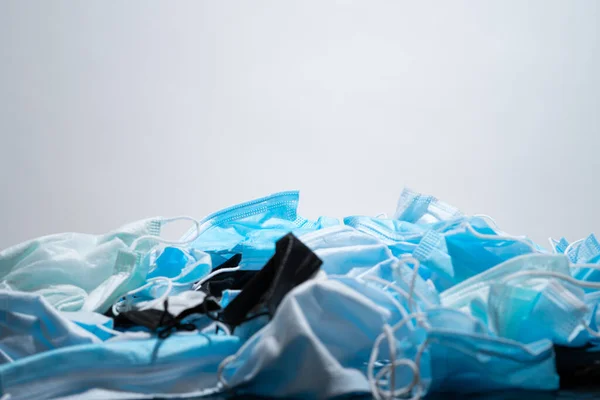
[0,188,599,400]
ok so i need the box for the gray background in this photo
[0,1,598,249]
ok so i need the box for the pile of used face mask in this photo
[1,189,600,400]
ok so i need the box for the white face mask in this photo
[0,216,200,313]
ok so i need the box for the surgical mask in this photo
[300,225,395,276]
[368,305,558,399]
[343,216,425,245]
[486,267,600,346]
[393,188,463,224]
[411,231,456,291]
[217,278,392,399]
[0,333,241,400]
[488,280,589,347]
[183,191,338,270]
[549,237,569,254]
[443,218,538,284]
[357,257,440,312]
[0,216,201,313]
[441,254,571,311]
[0,291,102,364]
[566,235,600,284]
[565,234,600,264]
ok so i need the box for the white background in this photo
[1,1,598,248]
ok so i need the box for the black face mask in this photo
[554,344,600,388]
[219,233,322,328]
[107,297,221,339]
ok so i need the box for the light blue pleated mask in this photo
[443,218,538,283]
[0,216,201,313]
[393,188,463,224]
[488,279,590,347]
[183,191,338,270]
[0,333,241,400]
[300,225,394,276]
[368,307,558,399]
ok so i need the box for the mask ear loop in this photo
[473,214,500,229]
[129,216,202,251]
[564,238,585,258]
[192,266,242,291]
[548,238,558,254]
[464,223,537,253]
[368,313,423,400]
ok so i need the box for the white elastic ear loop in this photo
[217,354,238,388]
[548,238,558,254]
[465,223,537,252]
[192,266,242,290]
[473,214,500,229]
[401,257,422,313]
[130,216,202,251]
[565,238,585,258]
[368,313,425,400]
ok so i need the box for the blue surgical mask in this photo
[488,279,589,347]
[368,308,558,399]
[411,231,456,291]
[0,333,241,400]
[0,291,102,364]
[393,188,463,224]
[443,218,538,284]
[300,225,395,276]
[0,216,202,313]
[184,191,338,271]
[565,234,600,264]
[566,235,600,284]
[441,254,571,311]
[343,216,425,244]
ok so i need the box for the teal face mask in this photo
[441,254,571,311]
[183,191,338,270]
[488,279,589,347]
[0,216,201,313]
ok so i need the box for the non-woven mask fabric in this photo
[0,334,242,400]
[0,291,102,364]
